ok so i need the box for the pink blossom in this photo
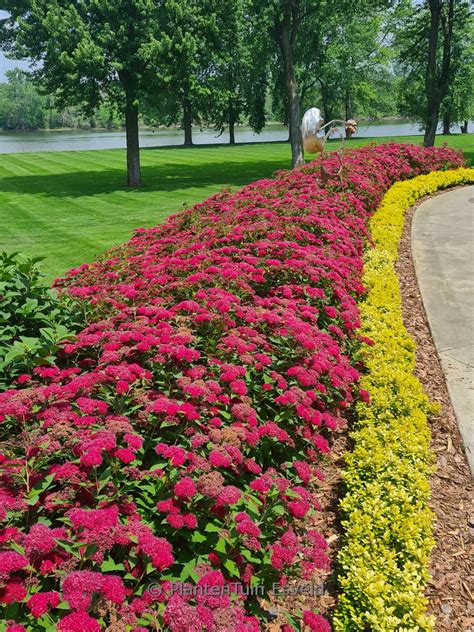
[24,523,58,556]
[102,574,127,604]
[0,578,27,603]
[116,380,130,394]
[209,449,232,468]
[80,449,103,467]
[183,513,198,529]
[303,611,331,632]
[216,486,241,506]
[124,433,143,450]
[0,552,29,579]
[230,379,247,395]
[114,447,136,463]
[287,500,310,518]
[166,514,185,529]
[138,532,174,570]
[58,612,101,632]
[174,477,197,499]
[27,591,60,617]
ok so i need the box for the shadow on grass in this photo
[0,157,290,199]
[1,136,470,200]
[458,146,474,166]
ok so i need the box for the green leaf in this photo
[9,541,26,556]
[180,558,197,580]
[101,558,126,572]
[204,522,221,533]
[272,504,286,516]
[26,473,55,504]
[191,531,207,544]
[223,559,240,578]
[241,549,260,563]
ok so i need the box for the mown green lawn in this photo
[1,133,472,280]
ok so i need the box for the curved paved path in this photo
[412,186,474,475]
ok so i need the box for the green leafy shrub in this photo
[0,252,83,389]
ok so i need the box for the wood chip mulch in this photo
[396,190,474,632]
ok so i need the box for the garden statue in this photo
[301,107,358,181]
[301,107,325,153]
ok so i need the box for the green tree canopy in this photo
[143,0,220,146]
[396,0,472,145]
[254,0,391,167]
[290,4,394,127]
[0,68,46,130]
[0,0,165,185]
[205,0,269,143]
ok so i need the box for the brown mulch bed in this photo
[396,190,474,632]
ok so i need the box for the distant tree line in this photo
[0,0,471,185]
[0,69,123,131]
[0,63,398,134]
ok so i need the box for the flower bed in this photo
[0,145,465,631]
[334,167,474,632]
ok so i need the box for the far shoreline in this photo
[0,117,428,135]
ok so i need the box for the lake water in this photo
[0,120,469,154]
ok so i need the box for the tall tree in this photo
[423,0,453,146]
[145,0,269,146]
[146,0,218,146]
[252,0,324,168]
[256,0,389,168]
[204,0,268,143]
[272,1,307,167]
[440,7,473,134]
[296,6,392,127]
[0,0,163,186]
[396,0,471,146]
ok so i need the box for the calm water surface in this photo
[0,120,469,154]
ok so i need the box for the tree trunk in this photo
[286,66,303,167]
[285,100,291,141]
[125,103,141,187]
[424,109,439,147]
[119,69,141,187]
[424,0,454,147]
[442,110,451,134]
[183,92,193,146]
[423,1,442,147]
[277,4,304,168]
[461,120,468,134]
[229,103,236,145]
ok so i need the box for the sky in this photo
[0,10,31,81]
[0,51,30,81]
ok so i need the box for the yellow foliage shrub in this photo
[334,168,474,631]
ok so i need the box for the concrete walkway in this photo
[412,186,474,475]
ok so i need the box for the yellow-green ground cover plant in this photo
[335,167,474,631]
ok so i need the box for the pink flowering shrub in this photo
[0,144,463,631]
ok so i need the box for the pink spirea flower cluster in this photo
[0,144,463,630]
